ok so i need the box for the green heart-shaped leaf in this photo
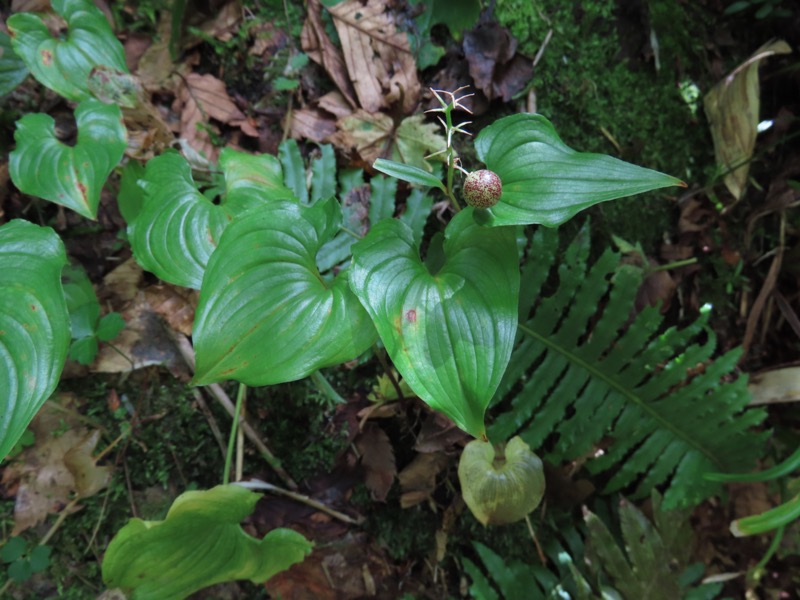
[102,485,312,599]
[458,436,545,526]
[474,113,684,227]
[349,209,520,438]
[9,99,127,219]
[0,31,28,96]
[193,199,378,386]
[0,220,70,462]
[129,149,296,289]
[8,0,128,101]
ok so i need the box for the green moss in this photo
[494,0,713,252]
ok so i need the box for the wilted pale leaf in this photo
[704,40,791,201]
[331,111,445,172]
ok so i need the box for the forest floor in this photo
[1,0,799,598]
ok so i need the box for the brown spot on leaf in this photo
[405,309,416,323]
[41,49,53,66]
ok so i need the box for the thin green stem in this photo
[649,257,699,272]
[223,383,247,485]
[706,444,800,483]
[310,370,347,405]
[339,225,363,240]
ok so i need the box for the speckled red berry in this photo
[463,169,502,208]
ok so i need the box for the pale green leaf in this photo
[102,485,312,600]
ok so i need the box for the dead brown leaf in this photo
[301,0,358,110]
[330,110,444,171]
[135,14,177,91]
[195,0,242,43]
[397,452,450,509]
[91,261,188,375]
[102,257,144,304]
[463,21,533,102]
[265,532,395,600]
[290,107,337,143]
[179,72,256,159]
[354,423,396,502]
[748,365,800,406]
[1,397,110,535]
[327,0,420,114]
[63,430,113,498]
[143,284,198,336]
[704,40,791,202]
[413,413,468,453]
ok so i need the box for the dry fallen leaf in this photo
[301,0,358,110]
[290,107,337,143]
[354,423,396,502]
[179,72,257,159]
[102,257,144,304]
[64,430,113,498]
[463,21,533,102]
[748,366,800,405]
[328,0,421,114]
[135,13,178,91]
[1,397,110,535]
[143,284,198,337]
[704,40,791,202]
[397,452,450,509]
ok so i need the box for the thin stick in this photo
[525,515,547,565]
[236,393,245,482]
[191,388,227,459]
[236,479,364,525]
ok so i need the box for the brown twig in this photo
[236,479,364,525]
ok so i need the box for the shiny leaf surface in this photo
[475,113,683,227]
[350,209,519,438]
[193,199,377,386]
[0,221,69,462]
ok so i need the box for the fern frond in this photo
[488,224,767,508]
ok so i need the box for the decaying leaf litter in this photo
[1,0,799,597]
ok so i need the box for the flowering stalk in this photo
[426,87,474,213]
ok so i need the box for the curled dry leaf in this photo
[179,72,257,159]
[64,429,113,498]
[354,423,396,502]
[748,366,800,406]
[463,21,533,102]
[144,284,198,337]
[301,0,358,109]
[704,40,791,202]
[1,397,110,535]
[398,452,450,509]
[327,0,420,114]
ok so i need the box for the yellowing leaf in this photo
[704,40,791,201]
[331,111,445,172]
